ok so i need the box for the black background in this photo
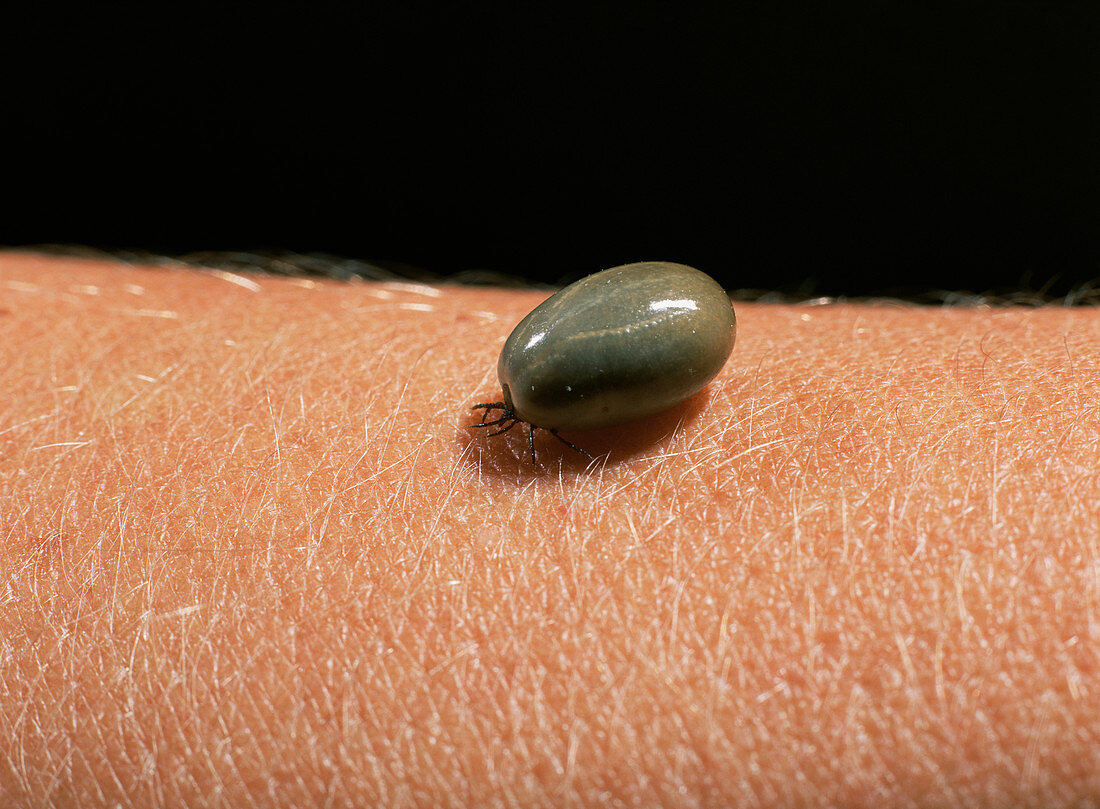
[4,3,1098,297]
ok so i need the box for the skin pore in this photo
[1,253,1098,807]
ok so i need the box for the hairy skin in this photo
[0,253,1098,808]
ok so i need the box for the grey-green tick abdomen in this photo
[497,261,736,431]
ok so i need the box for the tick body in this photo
[473,261,736,460]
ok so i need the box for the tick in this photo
[472,261,737,462]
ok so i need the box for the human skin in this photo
[0,252,1097,808]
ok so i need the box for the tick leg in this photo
[528,423,536,465]
[548,428,595,460]
[470,415,512,429]
[471,402,507,424]
[470,402,513,429]
[486,419,518,437]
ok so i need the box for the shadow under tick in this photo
[459,390,710,480]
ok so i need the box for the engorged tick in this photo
[472,261,737,463]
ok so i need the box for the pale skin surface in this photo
[1,252,1098,808]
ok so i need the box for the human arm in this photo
[1,253,1097,807]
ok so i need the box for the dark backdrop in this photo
[4,4,1098,296]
